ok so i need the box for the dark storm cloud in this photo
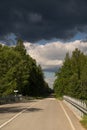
[0,0,87,42]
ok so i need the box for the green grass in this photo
[80,115,87,129]
[55,96,63,100]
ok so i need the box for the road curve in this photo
[0,98,85,130]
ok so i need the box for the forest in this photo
[0,39,51,97]
[54,48,87,100]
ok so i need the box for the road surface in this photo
[0,98,85,130]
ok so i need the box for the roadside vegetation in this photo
[54,48,87,100]
[0,39,52,97]
[80,115,87,129]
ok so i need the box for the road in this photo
[0,98,85,130]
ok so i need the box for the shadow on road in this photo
[0,105,43,114]
[0,99,39,114]
[0,107,43,114]
[0,103,43,114]
[25,108,43,113]
[0,106,26,113]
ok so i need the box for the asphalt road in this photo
[0,98,85,130]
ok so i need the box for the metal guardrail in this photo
[63,96,87,115]
[0,95,22,105]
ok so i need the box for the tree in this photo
[54,48,87,99]
[0,40,50,97]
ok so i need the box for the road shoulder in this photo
[59,100,86,130]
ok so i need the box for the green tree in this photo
[0,40,50,97]
[54,48,87,99]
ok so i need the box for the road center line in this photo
[0,101,40,129]
[59,101,76,130]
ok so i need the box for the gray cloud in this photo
[0,0,87,41]
[28,13,42,23]
[24,40,87,73]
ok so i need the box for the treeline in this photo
[54,48,87,100]
[0,39,51,97]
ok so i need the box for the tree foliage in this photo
[54,48,87,99]
[0,40,50,97]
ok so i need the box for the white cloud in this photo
[24,40,87,88]
[24,40,87,71]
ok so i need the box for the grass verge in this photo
[55,96,63,100]
[80,115,87,129]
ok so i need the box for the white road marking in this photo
[63,100,82,120]
[59,101,76,130]
[0,101,40,129]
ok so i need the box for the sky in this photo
[1,0,87,88]
[1,0,87,42]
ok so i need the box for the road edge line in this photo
[59,101,76,130]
